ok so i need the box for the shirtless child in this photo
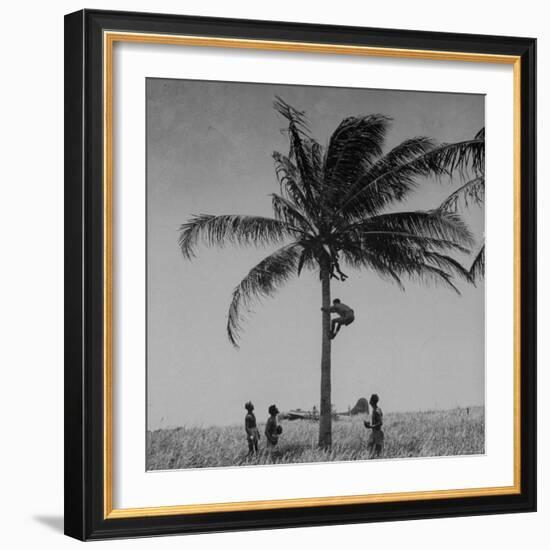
[244,401,260,455]
[322,298,355,339]
[363,394,384,459]
[265,405,282,457]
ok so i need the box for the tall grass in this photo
[147,407,484,470]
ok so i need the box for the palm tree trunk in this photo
[318,262,332,448]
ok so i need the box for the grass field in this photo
[147,407,484,470]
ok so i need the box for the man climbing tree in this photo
[322,298,355,340]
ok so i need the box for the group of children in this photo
[244,394,384,459]
[244,402,283,456]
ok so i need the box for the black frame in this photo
[64,9,537,541]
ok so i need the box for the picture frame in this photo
[64,9,536,541]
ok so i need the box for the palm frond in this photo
[409,263,461,294]
[341,230,470,254]
[336,137,484,220]
[227,244,302,347]
[178,214,295,259]
[341,244,463,293]
[333,137,434,217]
[341,210,475,249]
[273,96,310,135]
[272,151,323,225]
[340,246,405,289]
[469,244,485,281]
[296,245,318,277]
[323,114,390,193]
[364,137,437,183]
[272,152,307,206]
[421,134,485,178]
[440,176,485,212]
[273,97,321,203]
[424,251,473,283]
[338,210,474,293]
[271,193,315,233]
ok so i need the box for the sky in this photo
[146,78,485,430]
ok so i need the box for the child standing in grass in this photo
[244,401,260,455]
[265,404,282,456]
[364,394,384,458]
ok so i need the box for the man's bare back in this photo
[322,298,355,339]
[330,302,354,317]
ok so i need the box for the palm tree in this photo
[179,97,477,448]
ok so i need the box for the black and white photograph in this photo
[145,79,486,470]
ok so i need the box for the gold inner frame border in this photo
[102,30,522,519]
